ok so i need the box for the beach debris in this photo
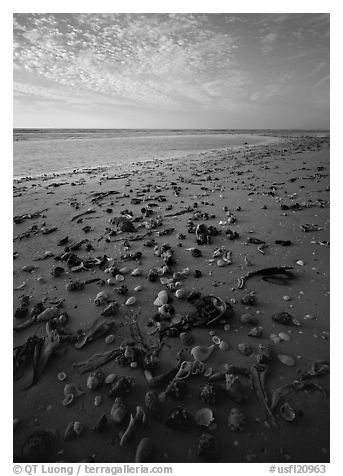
[272,311,298,326]
[125,296,137,306]
[238,266,295,289]
[135,437,154,463]
[270,379,327,412]
[195,408,214,427]
[197,433,219,462]
[250,364,277,428]
[120,406,146,446]
[94,291,109,306]
[21,430,55,462]
[280,402,297,422]
[228,408,247,432]
[36,307,60,322]
[277,354,296,367]
[191,344,215,362]
[86,370,105,390]
[110,397,128,424]
[74,317,116,349]
[62,383,84,406]
[166,406,193,431]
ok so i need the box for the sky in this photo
[13,13,330,129]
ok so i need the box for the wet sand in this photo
[13,134,330,463]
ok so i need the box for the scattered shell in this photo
[191,344,215,362]
[57,372,67,381]
[270,333,281,344]
[73,421,84,436]
[277,354,296,367]
[158,304,174,318]
[195,408,214,427]
[115,274,125,281]
[278,332,291,342]
[134,285,143,292]
[248,326,263,338]
[94,396,102,407]
[175,288,187,299]
[228,408,247,432]
[105,334,115,345]
[62,394,74,406]
[63,383,84,397]
[94,291,108,306]
[283,295,291,301]
[219,340,229,351]
[87,370,105,391]
[296,260,305,266]
[105,373,117,384]
[110,397,128,424]
[131,268,142,276]
[154,291,168,306]
[280,402,297,422]
[224,324,231,331]
[216,259,226,267]
[203,367,213,378]
[125,296,136,306]
[36,307,59,322]
[212,336,221,345]
[119,267,130,274]
[63,422,77,441]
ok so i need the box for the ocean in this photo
[13,129,279,178]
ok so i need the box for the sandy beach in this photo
[13,133,330,463]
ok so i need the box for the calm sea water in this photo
[13,129,278,178]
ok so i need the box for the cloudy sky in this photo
[13,13,330,129]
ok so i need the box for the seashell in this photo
[277,354,295,367]
[191,344,215,362]
[115,274,125,281]
[280,402,297,422]
[283,295,291,301]
[296,260,305,266]
[212,336,221,345]
[204,367,213,378]
[125,296,136,306]
[195,408,214,427]
[237,342,253,356]
[135,437,154,463]
[94,291,108,306]
[228,408,247,432]
[160,277,171,285]
[270,333,281,344]
[278,332,291,342]
[219,340,229,351]
[216,259,226,267]
[175,288,187,299]
[131,268,142,276]
[57,372,67,381]
[94,395,102,407]
[166,406,192,431]
[36,307,59,322]
[224,323,231,331]
[105,334,115,345]
[248,326,263,337]
[197,433,219,462]
[105,373,117,384]
[86,370,105,390]
[62,394,74,406]
[240,313,259,325]
[154,291,168,306]
[63,383,84,397]
[134,285,143,292]
[119,267,130,274]
[110,397,128,424]
[73,421,84,436]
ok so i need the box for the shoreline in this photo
[13,134,330,463]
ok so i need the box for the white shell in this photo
[94,395,102,407]
[195,408,214,427]
[125,296,136,306]
[191,344,215,362]
[115,274,125,281]
[278,332,291,342]
[105,373,117,384]
[131,268,142,276]
[73,421,84,436]
[134,285,143,292]
[105,334,115,345]
[219,340,229,351]
[277,354,295,366]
